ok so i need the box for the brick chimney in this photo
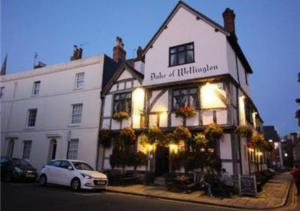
[223,8,236,36]
[70,45,83,61]
[136,46,143,61]
[113,36,126,63]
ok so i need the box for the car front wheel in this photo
[71,178,81,192]
[39,174,47,186]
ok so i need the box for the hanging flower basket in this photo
[175,106,196,119]
[113,111,129,121]
[120,127,136,145]
[235,125,253,139]
[147,126,164,144]
[194,133,209,146]
[251,132,265,150]
[99,129,112,148]
[204,124,224,142]
[173,126,192,141]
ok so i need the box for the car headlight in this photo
[14,167,23,173]
[80,173,92,179]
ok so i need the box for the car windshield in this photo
[12,159,31,167]
[72,162,93,171]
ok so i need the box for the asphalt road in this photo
[1,182,299,211]
[0,182,234,211]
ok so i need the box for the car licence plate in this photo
[26,174,35,178]
[95,180,106,185]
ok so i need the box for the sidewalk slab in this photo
[107,173,293,210]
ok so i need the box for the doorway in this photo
[48,139,57,161]
[155,145,169,176]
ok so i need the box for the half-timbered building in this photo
[99,1,264,177]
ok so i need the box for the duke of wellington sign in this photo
[150,64,219,81]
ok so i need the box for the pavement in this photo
[107,172,296,210]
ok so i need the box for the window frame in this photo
[71,104,83,124]
[22,140,32,160]
[171,86,199,111]
[32,81,41,96]
[169,42,195,67]
[75,72,85,89]
[66,139,79,160]
[112,92,132,114]
[27,108,38,128]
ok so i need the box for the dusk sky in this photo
[1,0,299,136]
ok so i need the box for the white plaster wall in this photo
[103,95,113,117]
[220,134,232,160]
[202,111,214,125]
[151,92,168,112]
[186,112,199,126]
[240,137,250,175]
[117,70,132,81]
[144,7,228,86]
[1,55,104,170]
[171,114,182,127]
[226,42,237,81]
[237,59,249,95]
[216,110,227,125]
[149,114,158,127]
[222,162,233,175]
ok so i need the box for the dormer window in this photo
[169,42,194,67]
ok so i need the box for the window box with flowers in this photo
[175,106,196,119]
[112,111,129,121]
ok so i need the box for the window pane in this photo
[169,43,194,67]
[178,46,185,51]
[186,44,194,50]
[178,52,185,65]
[72,104,82,124]
[67,139,79,160]
[75,73,84,89]
[186,50,194,63]
[33,81,40,95]
[113,92,132,113]
[170,54,176,66]
[23,141,32,159]
[172,87,198,110]
[28,109,37,127]
[170,48,177,54]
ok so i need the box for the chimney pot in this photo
[223,8,236,36]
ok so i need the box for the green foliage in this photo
[235,125,253,139]
[99,129,112,148]
[204,124,224,142]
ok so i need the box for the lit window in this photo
[113,92,132,113]
[27,109,37,127]
[23,140,32,159]
[75,72,84,89]
[67,139,79,160]
[71,104,83,124]
[169,43,194,67]
[172,87,198,110]
[32,81,41,95]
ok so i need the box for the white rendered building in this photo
[0,53,118,171]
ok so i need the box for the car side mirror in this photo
[68,166,73,171]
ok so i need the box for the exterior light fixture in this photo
[169,144,178,154]
[284,153,288,157]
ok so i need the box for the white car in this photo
[39,159,108,191]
